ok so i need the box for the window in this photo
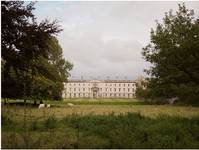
[123,88,125,91]
[124,84,125,86]
[110,88,112,91]
[128,84,130,86]
[74,88,76,91]
[110,84,112,86]
[128,88,130,92]
[74,83,76,86]
[119,84,121,86]
[114,88,116,92]
[115,84,116,86]
[119,88,121,92]
[83,88,85,91]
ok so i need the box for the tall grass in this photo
[2,109,199,149]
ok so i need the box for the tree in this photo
[1,1,35,98]
[1,1,72,101]
[32,37,73,100]
[47,37,73,99]
[142,4,199,104]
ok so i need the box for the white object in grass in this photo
[168,97,178,104]
[38,104,45,109]
[67,103,74,107]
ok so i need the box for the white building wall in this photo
[63,80,136,99]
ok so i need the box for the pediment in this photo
[89,80,101,83]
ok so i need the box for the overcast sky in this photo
[34,1,199,80]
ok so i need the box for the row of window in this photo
[66,88,136,92]
[66,83,135,87]
[64,93,135,98]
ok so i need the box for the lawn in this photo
[2,98,199,148]
[2,98,199,118]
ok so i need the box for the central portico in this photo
[90,80,100,98]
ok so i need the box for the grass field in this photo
[2,98,199,148]
[3,98,199,118]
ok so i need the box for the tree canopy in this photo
[142,4,199,104]
[1,1,73,101]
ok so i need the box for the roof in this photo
[66,79,135,83]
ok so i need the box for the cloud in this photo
[34,1,199,80]
[103,38,143,63]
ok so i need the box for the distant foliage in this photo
[142,4,199,104]
[136,87,149,99]
[1,1,73,100]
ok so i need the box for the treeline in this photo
[1,1,73,101]
[138,4,199,105]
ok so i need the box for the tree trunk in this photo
[4,98,7,105]
[34,100,36,105]
[24,99,27,105]
[40,100,43,104]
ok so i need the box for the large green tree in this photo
[1,1,72,101]
[142,4,199,104]
[32,37,73,100]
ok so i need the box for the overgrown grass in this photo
[2,100,199,148]
[2,110,199,149]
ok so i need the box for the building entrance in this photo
[91,86,99,98]
[93,91,97,98]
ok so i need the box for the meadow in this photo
[2,99,199,149]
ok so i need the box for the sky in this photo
[34,1,199,80]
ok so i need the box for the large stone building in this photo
[62,79,136,99]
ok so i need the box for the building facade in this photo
[62,79,136,99]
